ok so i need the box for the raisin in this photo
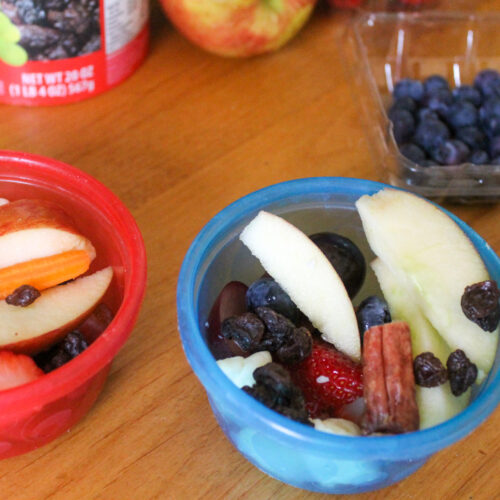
[221,313,264,352]
[413,352,448,387]
[5,284,40,307]
[255,307,312,363]
[447,349,478,396]
[276,327,312,365]
[461,280,500,332]
[34,330,88,373]
[255,306,295,351]
[243,362,311,425]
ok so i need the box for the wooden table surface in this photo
[1,1,499,499]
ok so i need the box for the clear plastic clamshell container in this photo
[347,10,500,203]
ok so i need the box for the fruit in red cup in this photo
[0,151,146,460]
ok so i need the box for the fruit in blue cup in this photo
[177,178,500,494]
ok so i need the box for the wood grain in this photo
[0,1,499,499]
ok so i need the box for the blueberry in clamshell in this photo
[423,75,450,96]
[309,232,366,299]
[474,69,500,99]
[455,126,487,150]
[389,108,415,144]
[423,88,453,117]
[452,85,482,107]
[469,150,490,165]
[479,97,500,137]
[417,108,439,123]
[420,159,438,167]
[446,101,478,130]
[399,143,426,163]
[394,78,424,101]
[246,277,299,322]
[356,296,391,342]
[489,135,500,158]
[414,119,451,152]
[430,139,470,165]
[389,96,417,114]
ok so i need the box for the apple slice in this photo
[0,199,96,270]
[371,258,470,429]
[0,267,113,355]
[356,189,498,379]
[312,418,361,436]
[240,211,360,361]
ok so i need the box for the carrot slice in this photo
[0,250,91,300]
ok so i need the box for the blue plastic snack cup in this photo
[177,177,500,494]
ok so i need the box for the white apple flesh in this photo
[0,199,96,269]
[217,351,272,388]
[311,418,361,436]
[0,199,95,269]
[356,189,498,379]
[372,258,470,429]
[240,210,360,361]
[0,266,113,355]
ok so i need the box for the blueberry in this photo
[421,159,438,167]
[414,119,450,152]
[418,107,439,122]
[480,97,500,136]
[474,69,500,98]
[455,126,487,150]
[489,135,500,158]
[246,277,299,322]
[469,150,490,165]
[389,96,417,114]
[389,108,415,144]
[309,232,366,299]
[399,143,426,163]
[446,101,478,129]
[452,85,482,107]
[423,75,450,96]
[423,88,453,117]
[492,156,500,165]
[356,296,391,340]
[394,78,424,102]
[430,139,470,165]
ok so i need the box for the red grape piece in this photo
[206,281,248,359]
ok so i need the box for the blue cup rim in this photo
[177,177,500,461]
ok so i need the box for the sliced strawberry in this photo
[0,351,44,391]
[290,339,363,419]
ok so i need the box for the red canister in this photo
[0,0,149,105]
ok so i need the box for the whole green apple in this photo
[159,0,317,57]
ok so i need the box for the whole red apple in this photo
[159,0,318,57]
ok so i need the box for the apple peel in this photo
[240,210,360,361]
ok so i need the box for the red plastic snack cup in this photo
[0,0,149,106]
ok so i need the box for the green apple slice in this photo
[240,210,360,361]
[356,188,498,380]
[372,258,470,429]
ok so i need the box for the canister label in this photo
[0,0,149,105]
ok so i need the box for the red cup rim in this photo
[0,150,147,414]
